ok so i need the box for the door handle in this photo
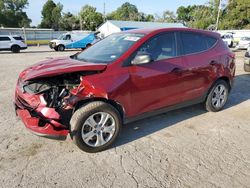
[210,60,218,66]
[171,67,183,74]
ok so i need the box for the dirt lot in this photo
[0,46,249,188]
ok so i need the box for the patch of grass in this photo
[25,40,50,45]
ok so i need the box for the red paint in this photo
[14,28,235,139]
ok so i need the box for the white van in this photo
[221,33,234,48]
[49,31,99,51]
[0,35,27,53]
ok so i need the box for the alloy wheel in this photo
[81,112,116,147]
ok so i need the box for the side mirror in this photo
[131,53,152,65]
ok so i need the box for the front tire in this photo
[11,45,20,53]
[205,80,229,112]
[58,45,65,51]
[70,101,122,153]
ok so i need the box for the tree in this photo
[79,5,103,31]
[177,6,195,24]
[0,0,31,27]
[155,10,177,23]
[40,0,62,30]
[107,2,139,21]
[221,0,250,29]
[59,12,80,31]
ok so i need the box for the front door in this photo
[128,32,188,116]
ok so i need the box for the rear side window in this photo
[181,32,207,55]
[205,36,217,49]
[13,36,24,40]
[0,37,11,41]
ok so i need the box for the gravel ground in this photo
[0,46,250,188]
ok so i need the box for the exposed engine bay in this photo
[21,71,100,125]
[23,73,81,108]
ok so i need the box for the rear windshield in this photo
[13,36,24,40]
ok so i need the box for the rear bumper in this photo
[15,107,68,140]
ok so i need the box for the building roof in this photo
[106,20,185,29]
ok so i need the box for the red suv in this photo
[15,28,236,152]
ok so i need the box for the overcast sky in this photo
[26,0,208,26]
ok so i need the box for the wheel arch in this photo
[11,44,20,49]
[216,76,231,92]
[73,98,125,122]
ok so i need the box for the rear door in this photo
[179,32,219,102]
[0,36,11,49]
[128,32,188,115]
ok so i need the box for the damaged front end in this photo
[14,71,99,140]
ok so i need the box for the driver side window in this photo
[137,32,177,61]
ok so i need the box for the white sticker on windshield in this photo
[110,55,117,59]
[123,36,140,42]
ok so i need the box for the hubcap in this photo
[212,84,228,109]
[81,112,116,147]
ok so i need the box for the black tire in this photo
[86,43,92,48]
[205,80,229,112]
[11,45,21,53]
[229,41,233,48]
[70,101,122,153]
[54,46,59,51]
[58,45,65,51]
[244,64,250,72]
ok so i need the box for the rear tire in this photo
[205,80,229,112]
[58,45,65,51]
[70,101,122,153]
[244,64,250,72]
[86,43,92,48]
[11,45,20,53]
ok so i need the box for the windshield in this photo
[58,34,66,40]
[75,33,144,64]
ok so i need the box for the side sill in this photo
[124,96,205,124]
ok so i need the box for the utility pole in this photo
[103,2,106,21]
[215,0,221,30]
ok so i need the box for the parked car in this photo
[221,33,234,48]
[237,37,250,50]
[244,47,250,72]
[49,31,99,51]
[0,35,27,53]
[14,28,236,152]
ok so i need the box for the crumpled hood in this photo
[20,57,107,81]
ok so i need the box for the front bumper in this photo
[14,83,69,140]
[15,107,68,140]
[49,42,56,49]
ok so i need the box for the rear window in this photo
[13,36,24,41]
[181,32,217,55]
[0,37,11,41]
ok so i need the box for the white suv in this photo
[0,35,27,53]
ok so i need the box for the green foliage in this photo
[79,5,103,31]
[107,2,139,21]
[107,2,155,22]
[0,0,31,27]
[220,0,250,29]
[39,0,62,30]
[59,12,80,31]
